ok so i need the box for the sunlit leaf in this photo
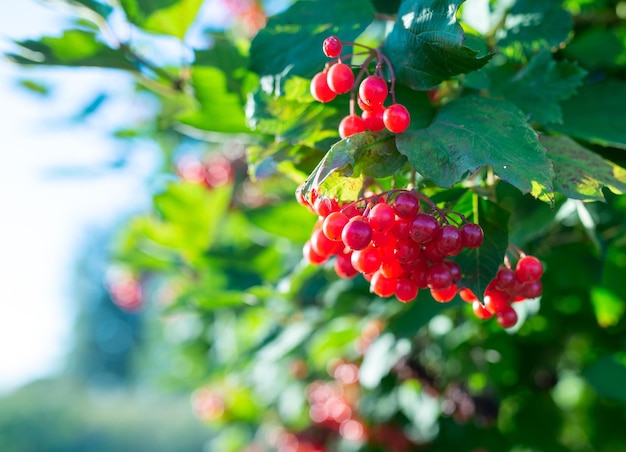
[496,0,573,56]
[383,0,492,90]
[7,30,136,70]
[120,0,203,39]
[245,201,318,243]
[541,135,626,201]
[396,96,554,200]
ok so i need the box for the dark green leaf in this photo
[584,353,626,405]
[7,30,136,71]
[249,0,375,77]
[71,0,114,17]
[120,0,203,39]
[496,0,573,56]
[541,135,626,201]
[489,51,586,124]
[563,26,626,70]
[547,80,626,150]
[301,132,406,202]
[453,195,510,298]
[396,95,554,200]
[383,0,492,90]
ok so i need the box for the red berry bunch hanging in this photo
[310,36,411,138]
[297,188,484,304]
[459,254,544,329]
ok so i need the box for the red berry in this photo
[358,75,388,106]
[323,36,342,58]
[426,263,453,289]
[304,240,328,265]
[391,217,412,240]
[496,305,518,328]
[431,284,458,303]
[335,251,358,279]
[323,211,349,241]
[351,246,382,274]
[327,63,354,94]
[314,197,339,217]
[310,72,337,103]
[521,280,543,298]
[338,114,366,138]
[361,108,385,132]
[410,213,440,244]
[460,223,484,249]
[370,271,397,297]
[372,230,396,248]
[483,288,512,313]
[472,300,493,319]
[394,240,421,264]
[395,277,419,303]
[515,255,543,282]
[311,229,342,257]
[445,260,462,283]
[494,267,516,292]
[368,202,395,232]
[435,225,463,256]
[392,191,420,219]
[380,259,405,279]
[383,103,410,133]
[459,287,479,303]
[342,219,373,250]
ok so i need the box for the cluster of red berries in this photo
[297,188,484,304]
[459,255,544,328]
[310,36,411,138]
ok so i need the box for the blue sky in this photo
[0,1,157,393]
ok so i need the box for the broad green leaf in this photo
[383,0,492,90]
[547,80,626,150]
[453,194,510,298]
[7,30,136,71]
[177,67,249,133]
[301,132,407,202]
[496,0,573,56]
[541,135,626,201]
[396,95,554,199]
[583,353,626,405]
[249,0,375,77]
[245,202,318,243]
[307,317,361,370]
[246,75,346,146]
[120,0,203,39]
[563,26,626,70]
[489,51,586,124]
[594,231,626,327]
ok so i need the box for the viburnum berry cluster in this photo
[459,253,544,328]
[297,188,484,304]
[310,35,411,138]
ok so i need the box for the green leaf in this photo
[246,141,326,181]
[584,353,626,405]
[547,80,626,150]
[489,51,586,124]
[359,332,412,388]
[383,0,492,90]
[177,67,247,131]
[453,194,510,298]
[245,202,318,243]
[590,287,626,328]
[541,135,626,201]
[120,0,203,39]
[7,30,136,71]
[496,0,573,56]
[301,132,407,202]
[246,75,346,146]
[396,95,554,199]
[249,0,375,77]
[563,26,626,70]
[307,317,361,370]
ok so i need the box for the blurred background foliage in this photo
[2,0,626,451]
